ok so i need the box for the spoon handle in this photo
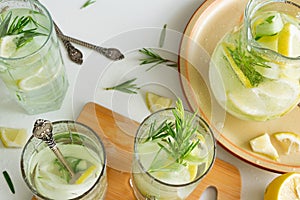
[51,145,75,177]
[56,33,125,61]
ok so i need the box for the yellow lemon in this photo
[75,165,97,184]
[257,34,279,51]
[278,23,300,57]
[264,172,300,200]
[0,35,18,58]
[0,127,27,148]
[249,133,279,160]
[187,164,198,181]
[274,132,300,154]
[146,92,172,113]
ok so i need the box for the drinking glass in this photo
[209,0,300,121]
[131,108,216,200]
[0,0,68,114]
[21,121,107,200]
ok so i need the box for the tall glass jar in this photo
[209,0,300,121]
[0,0,68,114]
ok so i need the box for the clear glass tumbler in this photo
[0,0,68,114]
[131,108,216,200]
[209,0,300,121]
[21,121,107,200]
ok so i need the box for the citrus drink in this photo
[0,1,68,114]
[209,1,300,121]
[131,102,216,200]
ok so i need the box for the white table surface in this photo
[0,0,279,199]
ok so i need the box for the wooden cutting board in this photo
[78,102,241,200]
[32,102,241,200]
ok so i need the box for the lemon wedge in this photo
[187,164,198,181]
[264,172,300,200]
[274,132,300,154]
[257,34,279,51]
[146,92,172,113]
[0,127,27,148]
[0,35,18,58]
[75,165,97,184]
[278,23,300,57]
[250,133,279,160]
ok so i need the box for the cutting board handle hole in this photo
[199,186,217,200]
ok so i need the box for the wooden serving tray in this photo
[33,102,241,200]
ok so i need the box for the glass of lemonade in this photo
[0,0,68,114]
[209,0,300,121]
[21,121,107,200]
[131,100,216,200]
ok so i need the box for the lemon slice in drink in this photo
[187,164,198,181]
[278,23,300,57]
[274,132,300,154]
[75,165,97,184]
[146,92,172,112]
[0,35,18,58]
[264,172,300,200]
[249,133,279,160]
[0,127,27,148]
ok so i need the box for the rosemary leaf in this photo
[0,11,12,38]
[3,171,15,194]
[139,48,177,71]
[104,78,139,94]
[159,24,167,48]
[81,0,96,9]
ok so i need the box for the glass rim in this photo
[244,0,300,60]
[0,0,54,61]
[133,108,217,188]
[20,120,107,200]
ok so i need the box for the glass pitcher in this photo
[209,0,300,121]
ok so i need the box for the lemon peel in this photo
[278,23,300,57]
[145,92,172,113]
[75,165,97,184]
[0,127,27,148]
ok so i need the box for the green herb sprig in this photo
[0,11,47,48]
[143,99,202,172]
[81,0,96,9]
[104,78,140,94]
[226,39,270,87]
[3,171,15,194]
[139,48,177,71]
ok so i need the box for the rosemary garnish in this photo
[142,99,201,172]
[81,0,96,9]
[0,11,47,49]
[104,78,140,94]
[225,39,270,87]
[139,48,177,71]
[3,171,15,194]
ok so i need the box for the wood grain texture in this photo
[32,102,241,200]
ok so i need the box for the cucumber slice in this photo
[254,13,284,39]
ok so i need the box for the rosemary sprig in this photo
[81,0,96,9]
[104,78,140,94]
[3,171,15,194]
[143,99,201,172]
[226,38,270,87]
[159,24,167,48]
[139,48,177,71]
[0,11,47,48]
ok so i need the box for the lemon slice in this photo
[18,63,62,91]
[278,23,300,57]
[187,164,198,181]
[0,127,27,148]
[257,34,279,51]
[274,132,300,154]
[264,172,300,200]
[0,35,18,58]
[146,92,172,112]
[75,165,97,184]
[222,43,252,88]
[249,133,279,160]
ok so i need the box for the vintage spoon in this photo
[56,33,125,61]
[32,119,75,179]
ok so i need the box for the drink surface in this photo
[26,132,105,199]
[0,8,68,114]
[209,11,300,121]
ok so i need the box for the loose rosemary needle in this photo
[139,48,177,71]
[3,171,15,194]
[104,78,140,94]
[81,0,96,9]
